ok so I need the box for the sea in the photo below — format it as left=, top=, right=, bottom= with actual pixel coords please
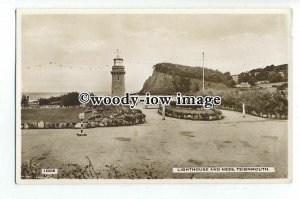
left=22, top=92, right=110, bottom=101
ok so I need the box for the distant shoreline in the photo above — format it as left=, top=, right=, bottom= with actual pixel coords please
left=21, top=92, right=110, bottom=101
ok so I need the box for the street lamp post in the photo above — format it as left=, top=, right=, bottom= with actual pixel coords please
left=202, top=52, right=205, bottom=92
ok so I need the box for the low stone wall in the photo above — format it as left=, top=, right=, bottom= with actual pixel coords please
left=218, top=105, right=288, bottom=120
left=158, top=107, right=224, bottom=121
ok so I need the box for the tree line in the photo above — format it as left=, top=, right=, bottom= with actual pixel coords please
left=220, top=90, right=288, bottom=118
left=238, top=64, right=288, bottom=86
left=22, top=92, right=82, bottom=107
left=153, top=63, right=235, bottom=87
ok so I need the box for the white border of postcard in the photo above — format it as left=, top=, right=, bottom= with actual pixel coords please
left=16, top=8, right=293, bottom=184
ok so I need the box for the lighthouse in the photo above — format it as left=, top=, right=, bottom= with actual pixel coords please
left=111, top=50, right=126, bottom=97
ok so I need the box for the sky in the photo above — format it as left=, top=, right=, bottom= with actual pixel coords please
left=20, top=12, right=290, bottom=93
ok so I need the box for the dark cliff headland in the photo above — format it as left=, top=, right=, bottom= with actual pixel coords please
left=140, top=63, right=235, bottom=95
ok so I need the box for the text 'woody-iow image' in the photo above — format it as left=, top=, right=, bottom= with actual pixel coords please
left=16, top=9, right=292, bottom=183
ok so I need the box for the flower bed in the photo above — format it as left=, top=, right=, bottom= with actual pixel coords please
left=21, top=105, right=146, bottom=129
left=158, top=106, right=224, bottom=121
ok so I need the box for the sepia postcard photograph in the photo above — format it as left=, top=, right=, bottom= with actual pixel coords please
left=16, top=9, right=292, bottom=183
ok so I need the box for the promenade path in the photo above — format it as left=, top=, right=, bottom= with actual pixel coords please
left=21, top=104, right=288, bottom=179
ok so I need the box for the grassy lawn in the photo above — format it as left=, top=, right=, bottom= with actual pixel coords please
left=21, top=107, right=95, bottom=123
